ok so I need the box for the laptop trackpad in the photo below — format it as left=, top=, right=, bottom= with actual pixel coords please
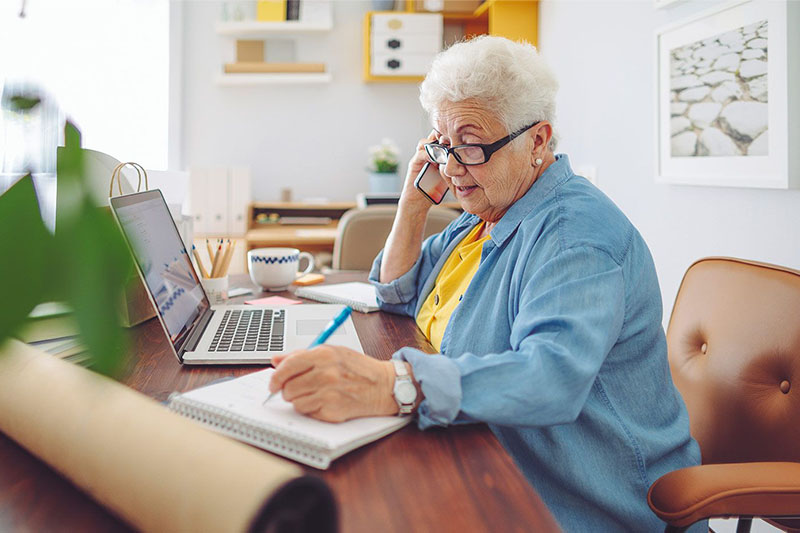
left=296, top=320, right=347, bottom=336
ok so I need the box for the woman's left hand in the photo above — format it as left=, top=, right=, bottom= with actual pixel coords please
left=269, top=346, right=399, bottom=422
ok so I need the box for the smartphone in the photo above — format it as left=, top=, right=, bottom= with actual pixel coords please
left=414, top=162, right=449, bottom=205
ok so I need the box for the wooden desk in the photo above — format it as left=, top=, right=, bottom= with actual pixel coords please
left=0, top=273, right=559, bottom=532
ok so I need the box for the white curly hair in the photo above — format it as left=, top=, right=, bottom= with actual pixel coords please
left=419, top=35, right=559, bottom=151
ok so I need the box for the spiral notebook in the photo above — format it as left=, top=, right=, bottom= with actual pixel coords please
left=167, top=369, right=410, bottom=469
left=294, top=282, right=380, bottom=313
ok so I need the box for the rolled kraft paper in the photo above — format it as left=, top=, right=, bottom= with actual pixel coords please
left=0, top=340, right=336, bottom=532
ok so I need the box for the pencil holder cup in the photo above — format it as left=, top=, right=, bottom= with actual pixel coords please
left=248, top=247, right=314, bottom=292
left=201, top=276, right=229, bottom=305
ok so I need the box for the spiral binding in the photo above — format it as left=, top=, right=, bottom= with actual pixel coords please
left=167, top=394, right=332, bottom=469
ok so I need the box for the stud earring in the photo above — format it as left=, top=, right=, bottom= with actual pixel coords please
left=534, top=158, right=543, bottom=166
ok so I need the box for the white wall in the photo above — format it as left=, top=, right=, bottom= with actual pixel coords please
left=180, top=1, right=430, bottom=202
left=538, top=0, right=800, bottom=322
left=0, top=0, right=170, bottom=170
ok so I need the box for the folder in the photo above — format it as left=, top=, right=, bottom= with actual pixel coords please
left=256, top=0, right=287, bottom=21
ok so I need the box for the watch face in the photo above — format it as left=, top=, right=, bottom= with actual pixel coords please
left=395, top=381, right=417, bottom=404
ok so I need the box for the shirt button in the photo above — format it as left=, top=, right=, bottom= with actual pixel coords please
left=434, top=294, right=439, bottom=305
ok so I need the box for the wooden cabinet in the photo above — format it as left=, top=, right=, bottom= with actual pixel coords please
left=363, top=0, right=538, bottom=83
left=244, top=202, right=355, bottom=256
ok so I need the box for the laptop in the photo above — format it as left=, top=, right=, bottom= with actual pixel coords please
left=109, top=189, right=364, bottom=365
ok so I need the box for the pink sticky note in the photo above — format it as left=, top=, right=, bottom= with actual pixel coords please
left=244, top=295, right=302, bottom=306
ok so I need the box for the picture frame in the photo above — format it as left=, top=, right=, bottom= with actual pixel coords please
left=654, top=0, right=798, bottom=188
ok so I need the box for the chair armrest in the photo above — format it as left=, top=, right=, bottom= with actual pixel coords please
left=648, top=462, right=800, bottom=527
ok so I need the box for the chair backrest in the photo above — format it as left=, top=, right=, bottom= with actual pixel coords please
left=332, top=205, right=460, bottom=271
left=666, top=257, right=800, bottom=465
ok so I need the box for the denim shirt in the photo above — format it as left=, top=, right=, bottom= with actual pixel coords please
left=368, top=155, right=702, bottom=532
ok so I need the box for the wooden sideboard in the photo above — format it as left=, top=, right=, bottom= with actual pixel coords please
left=245, top=202, right=355, bottom=255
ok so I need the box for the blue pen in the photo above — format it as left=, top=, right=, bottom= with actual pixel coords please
left=263, top=306, right=353, bottom=405
left=308, top=306, right=353, bottom=348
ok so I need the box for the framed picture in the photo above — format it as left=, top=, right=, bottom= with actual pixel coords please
left=654, top=0, right=798, bottom=188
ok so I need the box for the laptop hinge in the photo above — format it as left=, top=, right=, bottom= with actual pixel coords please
left=179, top=308, right=215, bottom=359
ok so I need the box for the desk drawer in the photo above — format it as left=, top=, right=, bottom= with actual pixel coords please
left=371, top=33, right=441, bottom=54
left=370, top=53, right=437, bottom=76
left=371, top=13, right=442, bottom=34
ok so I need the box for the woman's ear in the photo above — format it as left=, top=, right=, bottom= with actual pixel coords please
left=530, top=122, right=553, bottom=165
left=532, top=122, right=553, bottom=150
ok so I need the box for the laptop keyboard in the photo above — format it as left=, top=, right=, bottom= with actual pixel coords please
left=208, top=309, right=285, bottom=352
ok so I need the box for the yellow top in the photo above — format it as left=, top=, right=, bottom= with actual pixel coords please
left=416, top=222, right=490, bottom=351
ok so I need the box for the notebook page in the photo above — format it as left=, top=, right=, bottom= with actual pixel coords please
left=180, top=369, right=407, bottom=451
left=296, top=282, right=378, bottom=309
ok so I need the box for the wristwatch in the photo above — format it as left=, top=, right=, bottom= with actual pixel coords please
left=392, top=360, right=417, bottom=415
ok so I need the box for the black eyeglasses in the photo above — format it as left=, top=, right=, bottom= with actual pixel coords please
left=424, top=122, right=539, bottom=166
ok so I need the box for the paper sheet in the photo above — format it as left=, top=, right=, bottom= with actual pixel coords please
left=0, top=340, right=331, bottom=532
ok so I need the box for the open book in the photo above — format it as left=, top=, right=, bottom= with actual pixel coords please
left=294, top=282, right=380, bottom=313
left=167, top=369, right=410, bottom=469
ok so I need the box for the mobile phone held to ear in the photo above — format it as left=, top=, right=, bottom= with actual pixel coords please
left=414, top=162, right=449, bottom=205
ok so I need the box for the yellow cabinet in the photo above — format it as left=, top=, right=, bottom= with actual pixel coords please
left=363, top=12, right=443, bottom=82
left=476, top=0, right=538, bottom=44
left=363, top=0, right=538, bottom=83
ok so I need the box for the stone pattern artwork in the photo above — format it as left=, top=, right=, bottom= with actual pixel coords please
left=669, top=20, right=768, bottom=157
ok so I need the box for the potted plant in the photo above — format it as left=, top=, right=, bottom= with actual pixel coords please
left=367, top=138, right=400, bottom=194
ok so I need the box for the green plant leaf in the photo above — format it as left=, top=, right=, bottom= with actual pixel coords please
left=8, top=95, right=41, bottom=111
left=0, top=175, right=53, bottom=341
left=55, top=203, right=133, bottom=376
left=53, top=120, right=134, bottom=376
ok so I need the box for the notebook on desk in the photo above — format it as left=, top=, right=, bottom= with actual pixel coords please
left=167, top=368, right=411, bottom=469
left=294, top=282, right=380, bottom=313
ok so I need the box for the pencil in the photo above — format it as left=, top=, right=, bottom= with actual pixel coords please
left=220, top=240, right=236, bottom=277
left=206, top=239, right=215, bottom=264
left=191, top=245, right=210, bottom=278
left=209, top=242, right=224, bottom=278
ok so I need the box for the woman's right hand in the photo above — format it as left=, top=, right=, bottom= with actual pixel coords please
left=399, top=129, right=440, bottom=213
left=379, top=130, right=441, bottom=283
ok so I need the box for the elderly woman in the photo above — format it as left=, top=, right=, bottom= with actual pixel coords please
left=270, top=36, right=701, bottom=531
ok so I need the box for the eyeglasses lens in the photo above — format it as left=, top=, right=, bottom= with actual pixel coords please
left=426, top=145, right=447, bottom=164
left=426, top=144, right=486, bottom=165
left=455, top=146, right=485, bottom=164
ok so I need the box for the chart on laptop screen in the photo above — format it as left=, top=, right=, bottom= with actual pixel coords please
left=115, top=196, right=207, bottom=344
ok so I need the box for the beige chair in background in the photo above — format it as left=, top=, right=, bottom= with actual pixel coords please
left=332, top=205, right=461, bottom=271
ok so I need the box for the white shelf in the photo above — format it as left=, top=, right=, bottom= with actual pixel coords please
left=216, top=72, right=333, bottom=85
left=216, top=20, right=333, bottom=36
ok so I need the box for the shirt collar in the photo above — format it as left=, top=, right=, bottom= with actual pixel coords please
left=488, top=153, right=573, bottom=247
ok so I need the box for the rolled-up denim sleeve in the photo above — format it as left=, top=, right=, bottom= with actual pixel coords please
left=368, top=221, right=457, bottom=317
left=395, top=246, right=626, bottom=429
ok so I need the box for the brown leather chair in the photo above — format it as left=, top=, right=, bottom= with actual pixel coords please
left=332, top=205, right=460, bottom=271
left=648, top=257, right=800, bottom=532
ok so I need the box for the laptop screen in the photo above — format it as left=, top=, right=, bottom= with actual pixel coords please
left=110, top=190, right=209, bottom=352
